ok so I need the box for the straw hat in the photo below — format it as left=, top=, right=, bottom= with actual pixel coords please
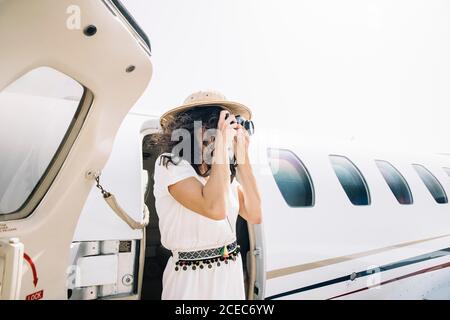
left=160, top=90, right=252, bottom=128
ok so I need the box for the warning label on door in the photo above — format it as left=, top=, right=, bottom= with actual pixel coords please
left=0, top=223, right=17, bottom=233
left=26, top=290, right=44, bottom=300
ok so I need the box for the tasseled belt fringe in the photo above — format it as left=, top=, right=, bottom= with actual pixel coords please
left=170, top=240, right=241, bottom=271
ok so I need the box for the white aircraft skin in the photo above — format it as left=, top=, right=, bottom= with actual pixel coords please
left=259, top=142, right=450, bottom=300
left=1, top=0, right=449, bottom=300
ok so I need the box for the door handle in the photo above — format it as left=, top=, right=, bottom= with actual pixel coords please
left=0, top=238, right=24, bottom=300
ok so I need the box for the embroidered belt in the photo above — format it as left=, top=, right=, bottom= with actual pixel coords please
left=171, top=240, right=241, bottom=271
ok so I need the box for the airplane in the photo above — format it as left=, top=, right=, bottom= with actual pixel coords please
left=0, top=0, right=449, bottom=300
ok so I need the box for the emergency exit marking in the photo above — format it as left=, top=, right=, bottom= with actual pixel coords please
left=26, top=290, right=44, bottom=300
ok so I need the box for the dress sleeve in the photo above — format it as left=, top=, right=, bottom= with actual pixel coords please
left=153, top=155, right=198, bottom=196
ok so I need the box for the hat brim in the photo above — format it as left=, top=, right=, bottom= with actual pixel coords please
left=160, top=100, right=252, bottom=128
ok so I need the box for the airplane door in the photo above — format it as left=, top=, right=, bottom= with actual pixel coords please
left=0, top=0, right=152, bottom=299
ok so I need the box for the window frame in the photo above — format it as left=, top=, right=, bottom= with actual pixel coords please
left=0, top=71, right=93, bottom=222
left=329, top=154, right=371, bottom=206
left=267, top=148, right=315, bottom=208
left=375, top=160, right=413, bottom=205
left=412, top=164, right=448, bottom=204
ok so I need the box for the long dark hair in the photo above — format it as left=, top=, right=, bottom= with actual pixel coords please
left=144, top=105, right=237, bottom=182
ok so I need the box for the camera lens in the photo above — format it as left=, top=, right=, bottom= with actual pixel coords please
left=246, top=121, right=255, bottom=135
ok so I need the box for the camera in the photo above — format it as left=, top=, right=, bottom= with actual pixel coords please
left=224, top=111, right=255, bottom=136
left=235, top=115, right=255, bottom=136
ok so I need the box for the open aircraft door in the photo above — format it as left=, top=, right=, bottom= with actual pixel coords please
left=0, top=0, right=152, bottom=299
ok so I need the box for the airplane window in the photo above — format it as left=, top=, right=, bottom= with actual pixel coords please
left=267, top=148, right=314, bottom=207
left=376, top=160, right=413, bottom=204
left=0, top=67, right=85, bottom=219
left=412, top=164, right=448, bottom=204
left=329, top=155, right=371, bottom=205
left=444, top=168, right=450, bottom=177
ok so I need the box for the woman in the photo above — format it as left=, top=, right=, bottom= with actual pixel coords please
left=151, top=91, right=262, bottom=300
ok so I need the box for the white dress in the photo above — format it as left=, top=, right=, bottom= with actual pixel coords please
left=153, top=154, right=246, bottom=300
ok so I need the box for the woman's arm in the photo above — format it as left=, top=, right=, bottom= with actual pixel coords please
left=235, top=127, right=262, bottom=225
left=168, top=110, right=237, bottom=220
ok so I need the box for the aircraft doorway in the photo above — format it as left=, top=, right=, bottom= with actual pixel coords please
left=140, top=133, right=260, bottom=300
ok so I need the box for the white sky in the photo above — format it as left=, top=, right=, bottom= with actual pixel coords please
left=125, top=0, right=450, bottom=153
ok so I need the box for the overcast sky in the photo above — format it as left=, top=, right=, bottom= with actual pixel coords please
left=125, top=0, right=450, bottom=153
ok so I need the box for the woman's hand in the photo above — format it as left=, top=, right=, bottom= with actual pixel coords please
left=234, top=124, right=250, bottom=165
left=233, top=124, right=262, bottom=224
left=214, top=110, right=238, bottom=164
